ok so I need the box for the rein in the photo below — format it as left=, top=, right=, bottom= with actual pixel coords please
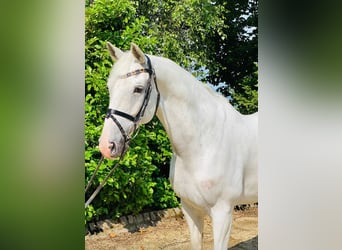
left=85, top=55, right=160, bottom=208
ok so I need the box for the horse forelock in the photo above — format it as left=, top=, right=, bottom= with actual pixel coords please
left=108, top=53, right=130, bottom=79
left=107, top=52, right=146, bottom=88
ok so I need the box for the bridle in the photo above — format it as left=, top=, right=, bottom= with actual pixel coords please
left=105, top=55, right=160, bottom=153
left=85, top=55, right=160, bottom=208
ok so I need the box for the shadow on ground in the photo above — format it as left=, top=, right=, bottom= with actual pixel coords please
left=230, top=236, right=258, bottom=250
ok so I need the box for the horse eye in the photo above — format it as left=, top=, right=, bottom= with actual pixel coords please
left=133, top=87, right=144, bottom=94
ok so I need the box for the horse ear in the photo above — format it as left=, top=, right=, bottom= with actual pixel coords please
left=106, top=42, right=123, bottom=61
left=130, top=43, right=146, bottom=64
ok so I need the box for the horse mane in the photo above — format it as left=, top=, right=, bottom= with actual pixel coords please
left=202, top=83, right=231, bottom=106
left=156, top=55, right=233, bottom=108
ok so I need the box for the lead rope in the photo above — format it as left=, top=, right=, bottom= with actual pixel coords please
left=85, top=145, right=126, bottom=209
left=84, top=155, right=104, bottom=194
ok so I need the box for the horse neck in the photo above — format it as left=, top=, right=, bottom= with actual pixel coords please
left=150, top=56, right=241, bottom=156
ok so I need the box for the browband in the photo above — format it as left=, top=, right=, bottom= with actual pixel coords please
left=120, top=68, right=153, bottom=79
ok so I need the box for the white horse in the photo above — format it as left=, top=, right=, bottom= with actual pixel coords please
left=99, top=43, right=258, bottom=250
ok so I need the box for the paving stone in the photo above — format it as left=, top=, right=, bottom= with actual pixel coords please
left=88, top=222, right=96, bottom=233
left=97, top=220, right=111, bottom=230
left=127, top=215, right=134, bottom=224
left=143, top=212, right=150, bottom=222
left=168, top=209, right=176, bottom=217
left=87, top=207, right=188, bottom=236
left=136, top=214, right=144, bottom=224
left=173, top=207, right=182, bottom=216
left=157, top=210, right=166, bottom=218
left=163, top=209, right=175, bottom=218
left=120, top=216, right=128, bottom=225
left=150, top=211, right=157, bottom=221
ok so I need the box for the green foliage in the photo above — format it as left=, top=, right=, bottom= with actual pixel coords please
left=136, top=0, right=226, bottom=71
left=231, top=64, right=258, bottom=114
left=152, top=177, right=180, bottom=209
left=85, top=0, right=175, bottom=222
left=85, top=0, right=258, bottom=222
left=203, top=0, right=258, bottom=112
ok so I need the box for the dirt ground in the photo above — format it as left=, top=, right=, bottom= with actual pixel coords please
left=85, top=207, right=258, bottom=250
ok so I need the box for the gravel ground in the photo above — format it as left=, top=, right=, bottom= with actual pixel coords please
left=85, top=207, right=258, bottom=249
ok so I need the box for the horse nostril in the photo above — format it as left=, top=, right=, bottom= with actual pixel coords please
left=109, top=141, right=116, bottom=155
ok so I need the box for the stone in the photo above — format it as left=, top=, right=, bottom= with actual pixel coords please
left=173, top=207, right=183, bottom=218
left=143, top=212, right=150, bottom=222
left=88, top=222, right=97, bottom=233
left=127, top=215, right=134, bottom=224
left=136, top=214, right=144, bottom=224
left=120, top=216, right=128, bottom=225
left=150, top=211, right=157, bottom=221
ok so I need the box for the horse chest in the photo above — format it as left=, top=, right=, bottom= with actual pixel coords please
left=169, top=157, right=224, bottom=208
left=172, top=175, right=216, bottom=208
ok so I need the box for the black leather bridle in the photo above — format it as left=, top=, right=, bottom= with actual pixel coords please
left=85, top=55, right=160, bottom=208
left=105, top=55, right=160, bottom=153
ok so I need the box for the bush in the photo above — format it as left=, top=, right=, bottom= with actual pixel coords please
left=85, top=0, right=178, bottom=222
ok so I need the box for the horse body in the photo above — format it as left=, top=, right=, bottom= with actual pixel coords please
left=152, top=56, right=258, bottom=249
left=99, top=43, right=258, bottom=250
left=152, top=55, right=257, bottom=199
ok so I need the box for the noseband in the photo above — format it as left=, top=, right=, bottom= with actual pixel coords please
left=105, top=55, right=160, bottom=152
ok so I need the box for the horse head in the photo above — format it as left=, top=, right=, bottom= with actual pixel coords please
left=99, top=43, right=159, bottom=159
